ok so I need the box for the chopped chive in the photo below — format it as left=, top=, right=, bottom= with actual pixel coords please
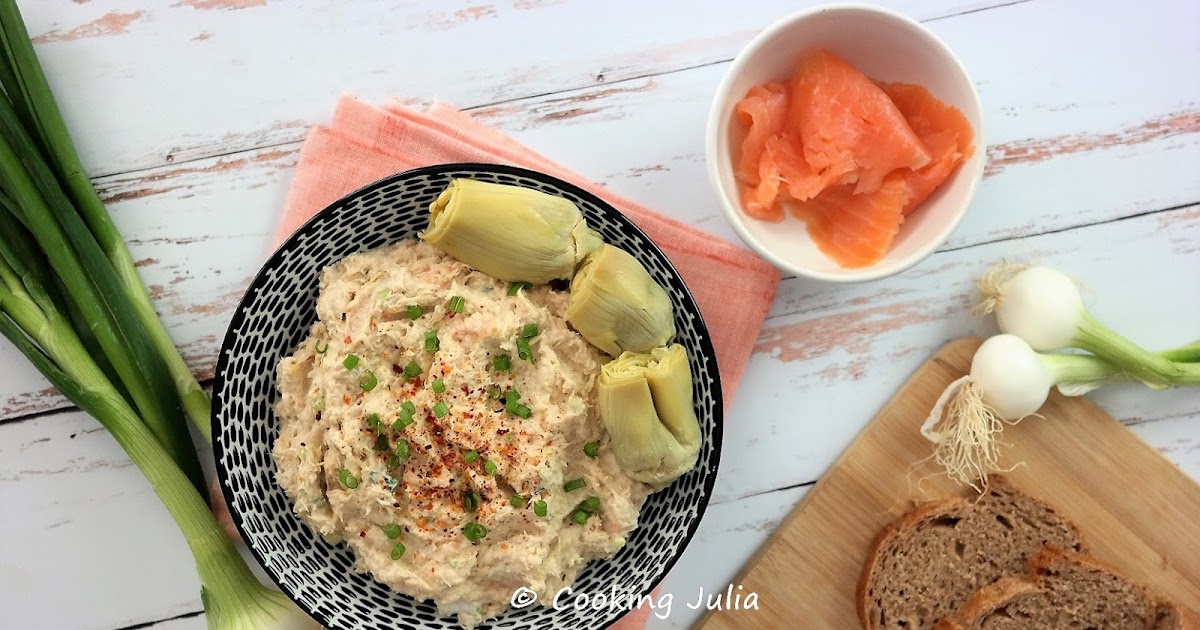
left=378, top=288, right=392, bottom=300
left=314, top=339, right=329, bottom=354
left=406, top=304, right=423, bottom=320
left=392, top=411, right=414, bottom=431
left=339, top=468, right=359, bottom=489
left=394, top=438, right=412, bottom=463
left=463, top=491, right=482, bottom=512
left=390, top=541, right=407, bottom=560
left=312, top=399, right=325, bottom=411
left=403, top=360, right=421, bottom=379
left=521, top=323, right=539, bottom=338
left=387, top=454, right=401, bottom=470
left=424, top=329, right=440, bottom=353
left=343, top=354, right=359, bottom=370
left=534, top=500, right=548, bottom=517
left=464, top=450, right=480, bottom=464
left=516, top=337, right=533, bottom=362
left=401, top=401, right=417, bottom=415
left=372, top=434, right=390, bottom=451
left=366, top=413, right=382, bottom=429
left=431, top=379, right=446, bottom=394
left=382, top=523, right=403, bottom=539
left=484, top=460, right=499, bottom=475
left=507, top=282, right=530, bottom=296
left=563, top=478, right=586, bottom=492
left=488, top=384, right=503, bottom=399
left=506, top=388, right=521, bottom=403
left=462, top=522, right=488, bottom=543
left=583, top=441, right=600, bottom=458
left=433, top=401, right=449, bottom=418
left=578, top=496, right=601, bottom=514
left=571, top=510, right=589, bottom=525
left=359, top=370, right=378, bottom=391
left=448, top=295, right=465, bottom=313
left=493, top=354, right=511, bottom=372
left=507, top=402, right=532, bottom=419
left=510, top=494, right=526, bottom=508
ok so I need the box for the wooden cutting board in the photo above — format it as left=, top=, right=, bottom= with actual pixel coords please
left=698, top=337, right=1200, bottom=629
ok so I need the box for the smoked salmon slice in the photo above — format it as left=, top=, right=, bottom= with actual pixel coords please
left=880, top=82, right=975, bottom=215
left=791, top=172, right=910, bottom=268
left=734, top=82, right=789, bottom=186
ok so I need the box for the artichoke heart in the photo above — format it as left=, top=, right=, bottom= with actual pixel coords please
left=567, top=244, right=675, bottom=356
left=421, top=178, right=602, bottom=283
left=598, top=344, right=701, bottom=489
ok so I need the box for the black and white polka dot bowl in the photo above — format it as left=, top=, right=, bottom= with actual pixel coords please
left=212, top=163, right=723, bottom=630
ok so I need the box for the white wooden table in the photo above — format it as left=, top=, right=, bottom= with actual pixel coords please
left=1, top=1, right=1197, bottom=628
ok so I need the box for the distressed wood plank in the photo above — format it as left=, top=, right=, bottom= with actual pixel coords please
left=18, top=0, right=1004, bottom=176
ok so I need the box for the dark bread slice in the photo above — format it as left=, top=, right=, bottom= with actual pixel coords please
left=935, top=545, right=1193, bottom=630
left=857, top=477, right=1087, bottom=630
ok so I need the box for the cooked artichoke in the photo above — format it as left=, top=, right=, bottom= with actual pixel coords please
left=421, top=178, right=602, bottom=283
left=567, top=244, right=675, bottom=356
left=598, top=344, right=701, bottom=489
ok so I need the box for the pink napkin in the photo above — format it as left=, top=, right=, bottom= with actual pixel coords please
left=274, top=97, right=781, bottom=628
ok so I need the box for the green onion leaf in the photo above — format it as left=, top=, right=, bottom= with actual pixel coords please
left=534, top=500, right=548, bottom=517
left=464, top=450, right=480, bottom=463
left=508, top=282, right=530, bottom=296
left=339, top=468, right=359, bottom=489
left=401, top=401, right=417, bottom=415
left=484, top=460, right=499, bottom=475
left=372, top=434, right=390, bottom=451
left=387, top=454, right=402, bottom=470
left=406, top=304, right=423, bottom=320
left=506, top=388, right=521, bottom=403
left=584, top=441, right=600, bottom=458
left=394, top=438, right=412, bottom=463
left=377, top=288, right=391, bottom=300
left=392, top=411, right=414, bottom=431
left=462, top=522, right=488, bottom=543
left=578, top=496, right=601, bottom=514
left=510, top=494, right=526, bottom=508
left=359, top=370, right=377, bottom=391
left=403, top=360, right=421, bottom=379
left=314, top=339, right=329, bottom=354
left=571, top=510, right=589, bottom=525
left=488, top=384, right=503, bottom=399
left=433, top=401, right=449, bottom=418
left=516, top=336, right=533, bottom=362
left=563, top=478, right=586, bottom=492
left=382, top=523, right=403, bottom=539
left=431, top=379, right=446, bottom=394
left=463, top=491, right=482, bottom=512
left=424, top=329, right=440, bottom=353
left=493, top=354, right=511, bottom=372
left=343, top=354, right=359, bottom=370
left=312, top=399, right=325, bottom=411
left=391, top=541, right=407, bottom=560
left=521, top=323, right=539, bottom=338
left=507, top=402, right=532, bottom=419
left=448, top=295, right=465, bottom=313
left=366, top=413, right=382, bottom=429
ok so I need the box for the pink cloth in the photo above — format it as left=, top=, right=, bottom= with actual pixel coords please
left=274, top=97, right=781, bottom=629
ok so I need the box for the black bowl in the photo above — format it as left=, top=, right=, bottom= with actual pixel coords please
left=212, top=163, right=722, bottom=630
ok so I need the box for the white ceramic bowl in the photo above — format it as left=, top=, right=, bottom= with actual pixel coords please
left=706, top=4, right=984, bottom=282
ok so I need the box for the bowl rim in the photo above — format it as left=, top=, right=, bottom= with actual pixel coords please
left=211, top=162, right=724, bottom=630
left=705, top=2, right=986, bottom=283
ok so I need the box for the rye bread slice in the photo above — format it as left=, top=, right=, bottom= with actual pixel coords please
left=935, top=545, right=1196, bottom=630
left=857, top=477, right=1086, bottom=630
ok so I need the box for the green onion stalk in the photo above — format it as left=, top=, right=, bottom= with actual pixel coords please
left=0, top=245, right=318, bottom=627
left=0, top=0, right=212, bottom=440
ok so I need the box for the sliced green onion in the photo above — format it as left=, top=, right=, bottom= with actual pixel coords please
left=464, top=450, right=480, bottom=464
left=506, top=388, right=521, bottom=403
left=314, top=339, right=329, bottom=354
left=343, top=354, right=359, bottom=370
left=448, top=295, right=465, bottom=313
left=506, top=398, right=532, bottom=419
left=358, top=370, right=377, bottom=392
left=462, top=522, right=488, bottom=543
left=406, top=304, right=423, bottom=320
left=484, top=460, right=499, bottom=475
left=382, top=523, right=403, bottom=539
left=377, top=288, right=392, bottom=300
left=584, top=441, right=600, bottom=458
left=394, top=439, right=412, bottom=463
left=563, top=478, right=586, bottom=492
left=493, top=354, right=511, bottom=372
left=463, top=491, right=482, bottom=512
left=390, top=541, right=406, bottom=560
left=387, top=454, right=402, bottom=470
left=578, top=496, right=601, bottom=514
left=488, top=384, right=503, bottom=399
left=372, top=434, right=390, bottom=451
left=424, top=329, right=440, bottom=353
left=366, top=413, right=382, bottom=430
left=312, top=399, right=325, bottom=411
left=510, top=494, right=526, bottom=508
left=392, top=411, right=414, bottom=431
left=339, top=468, right=359, bottom=489
left=403, top=360, right=421, bottom=379
left=508, top=282, right=530, bottom=296
left=534, top=500, right=548, bottom=517
left=516, top=336, right=533, bottom=362
left=433, top=401, right=449, bottom=418
left=521, top=323, right=539, bottom=338
left=401, top=401, right=417, bottom=415
left=571, top=510, right=589, bottom=525
left=431, top=379, right=446, bottom=394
